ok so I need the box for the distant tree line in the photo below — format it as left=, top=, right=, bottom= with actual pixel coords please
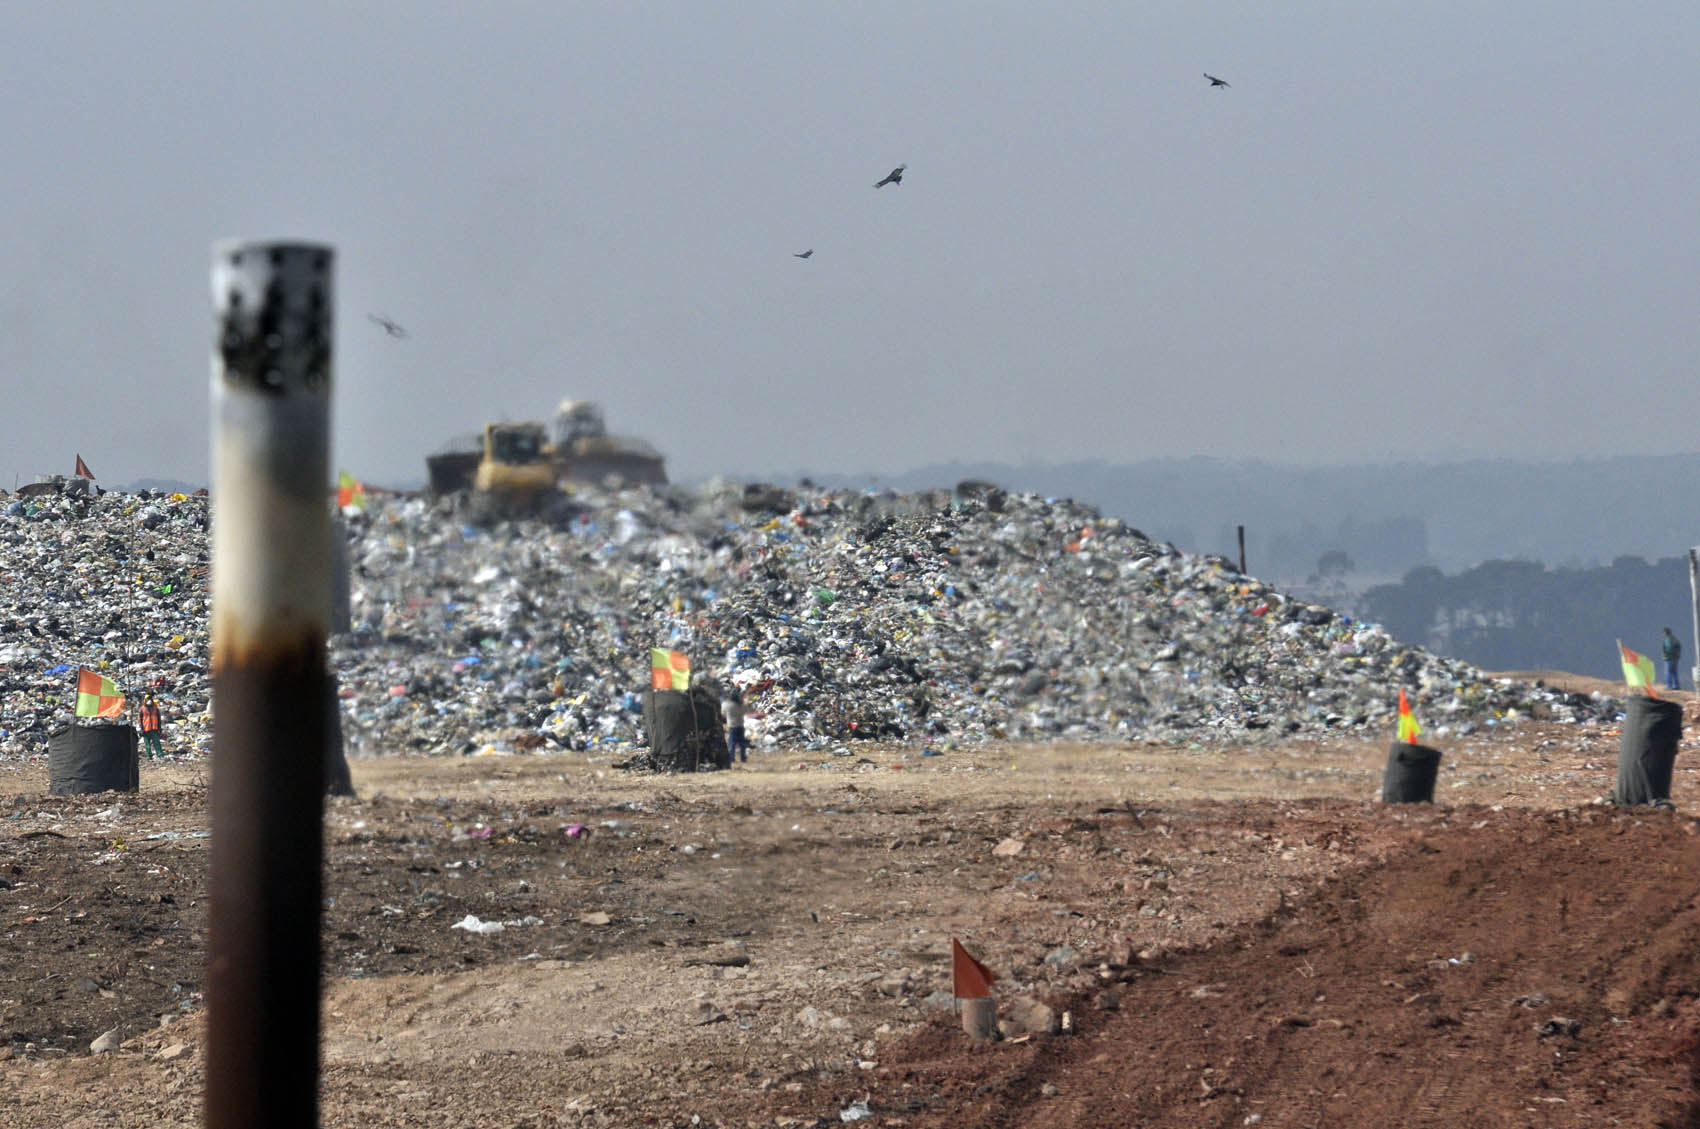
left=1357, top=555, right=1692, bottom=679
left=1247, top=515, right=1430, bottom=580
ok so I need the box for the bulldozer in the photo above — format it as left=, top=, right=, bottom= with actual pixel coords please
left=547, top=400, right=667, bottom=488
left=427, top=401, right=668, bottom=513
left=467, top=421, right=561, bottom=521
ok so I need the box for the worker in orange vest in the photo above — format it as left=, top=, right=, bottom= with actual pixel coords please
left=138, top=695, right=166, bottom=759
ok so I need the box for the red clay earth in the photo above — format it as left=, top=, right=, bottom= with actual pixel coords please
left=796, top=807, right=1700, bottom=1129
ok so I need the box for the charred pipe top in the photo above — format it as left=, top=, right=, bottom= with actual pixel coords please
left=212, top=242, right=334, bottom=397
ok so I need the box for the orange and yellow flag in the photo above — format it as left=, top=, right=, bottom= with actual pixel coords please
left=336, top=470, right=366, bottom=509
left=74, top=668, right=125, bottom=718
left=1619, top=640, right=1659, bottom=698
left=650, top=648, right=690, bottom=691
left=1397, top=688, right=1422, bottom=744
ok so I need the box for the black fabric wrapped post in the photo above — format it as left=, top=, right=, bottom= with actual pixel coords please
left=1613, top=696, right=1683, bottom=806
left=48, top=724, right=139, bottom=795
left=640, top=685, right=728, bottom=772
left=1382, top=742, right=1442, bottom=804
left=324, top=674, right=355, bottom=798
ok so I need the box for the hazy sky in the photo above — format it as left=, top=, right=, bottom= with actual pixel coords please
left=1, top=2, right=1696, bottom=489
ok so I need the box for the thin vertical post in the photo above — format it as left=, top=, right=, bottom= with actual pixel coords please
left=1688, top=548, right=1699, bottom=691
left=205, top=240, right=333, bottom=1129
left=1237, top=525, right=1246, bottom=575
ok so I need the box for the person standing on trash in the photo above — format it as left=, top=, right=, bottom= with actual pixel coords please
left=722, top=687, right=748, bottom=763
left=138, top=694, right=166, bottom=759
left=1662, top=628, right=1683, bottom=690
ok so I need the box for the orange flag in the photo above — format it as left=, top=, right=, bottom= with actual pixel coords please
left=951, top=938, right=997, bottom=999
left=74, top=454, right=95, bottom=479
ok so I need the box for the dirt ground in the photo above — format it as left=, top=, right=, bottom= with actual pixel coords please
left=4, top=703, right=1700, bottom=1127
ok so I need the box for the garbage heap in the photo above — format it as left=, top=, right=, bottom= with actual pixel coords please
left=0, top=481, right=1615, bottom=760
left=0, top=489, right=210, bottom=757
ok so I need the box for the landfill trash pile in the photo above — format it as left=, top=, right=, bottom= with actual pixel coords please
left=0, top=481, right=1616, bottom=761
left=0, top=489, right=211, bottom=759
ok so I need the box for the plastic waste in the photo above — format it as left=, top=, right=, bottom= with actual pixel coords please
left=0, top=480, right=1616, bottom=765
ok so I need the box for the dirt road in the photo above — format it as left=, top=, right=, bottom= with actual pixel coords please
left=2, top=723, right=1698, bottom=1127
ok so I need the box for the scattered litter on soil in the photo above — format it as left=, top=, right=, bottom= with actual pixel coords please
left=3, top=736, right=1700, bottom=1127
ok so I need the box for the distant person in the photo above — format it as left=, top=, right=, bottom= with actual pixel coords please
left=138, top=694, right=166, bottom=759
left=722, top=688, right=748, bottom=763
left=1662, top=628, right=1683, bottom=690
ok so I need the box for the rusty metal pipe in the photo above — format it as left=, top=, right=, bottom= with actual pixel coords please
left=205, top=240, right=334, bottom=1129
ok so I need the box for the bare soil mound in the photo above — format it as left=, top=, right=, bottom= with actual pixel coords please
left=818, top=806, right=1700, bottom=1128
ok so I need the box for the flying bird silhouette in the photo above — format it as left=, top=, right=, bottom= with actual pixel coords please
left=1204, top=73, right=1230, bottom=88
left=794, top=249, right=813, bottom=259
left=367, top=313, right=407, bottom=338
left=873, top=164, right=906, bottom=188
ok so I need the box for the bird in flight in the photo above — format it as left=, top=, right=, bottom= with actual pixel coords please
left=794, top=249, right=814, bottom=259
left=874, top=164, right=906, bottom=188
left=368, top=313, right=407, bottom=338
left=1204, top=73, right=1230, bottom=88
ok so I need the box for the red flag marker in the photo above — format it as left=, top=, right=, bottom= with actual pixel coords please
left=951, top=938, right=997, bottom=999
